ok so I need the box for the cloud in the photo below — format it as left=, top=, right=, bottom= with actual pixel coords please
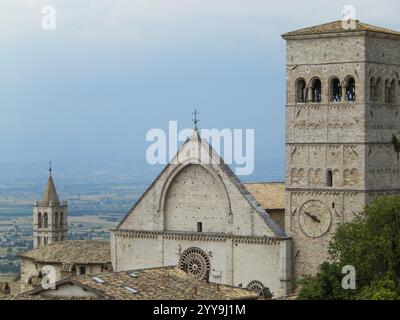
left=1, top=0, right=400, bottom=163
left=2, top=0, right=399, bottom=39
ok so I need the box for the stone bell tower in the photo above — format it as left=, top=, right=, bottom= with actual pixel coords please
left=282, top=20, right=400, bottom=279
left=33, top=164, right=68, bottom=248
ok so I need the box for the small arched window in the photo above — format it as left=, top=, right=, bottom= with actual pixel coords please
left=311, top=78, right=322, bottom=102
left=326, top=170, right=333, bottom=187
left=59, top=212, right=63, bottom=228
left=43, top=236, right=48, bottom=245
left=375, top=77, right=382, bottom=102
left=370, top=77, right=376, bottom=102
left=296, top=78, right=306, bottom=103
left=54, top=212, right=59, bottom=229
left=389, top=79, right=396, bottom=104
left=38, top=212, right=42, bottom=228
left=43, top=213, right=48, bottom=228
left=331, top=78, right=342, bottom=102
left=345, top=77, right=356, bottom=102
left=37, top=236, right=41, bottom=247
left=385, top=79, right=390, bottom=103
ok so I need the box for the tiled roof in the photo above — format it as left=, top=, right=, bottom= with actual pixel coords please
left=34, top=267, right=259, bottom=300
left=17, top=240, right=110, bottom=265
left=274, top=293, right=298, bottom=300
left=1, top=294, right=102, bottom=300
left=282, top=20, right=400, bottom=38
left=244, top=182, right=285, bottom=210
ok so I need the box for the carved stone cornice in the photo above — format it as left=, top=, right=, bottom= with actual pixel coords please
left=111, top=229, right=290, bottom=245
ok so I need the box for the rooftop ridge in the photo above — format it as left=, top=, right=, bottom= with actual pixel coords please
left=282, top=20, right=400, bottom=38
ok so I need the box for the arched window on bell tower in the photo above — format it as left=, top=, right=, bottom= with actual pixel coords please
left=389, top=79, right=396, bottom=104
left=326, top=169, right=333, bottom=187
left=370, top=77, right=375, bottom=102
left=54, top=212, right=59, bottom=229
left=375, top=77, right=382, bottom=102
left=38, top=212, right=42, bottom=228
left=296, top=78, right=306, bottom=103
left=43, top=212, right=48, bottom=228
left=345, top=77, right=356, bottom=102
left=330, top=78, right=342, bottom=102
left=385, top=79, right=390, bottom=103
left=311, top=78, right=322, bottom=102
left=59, top=212, right=63, bottom=229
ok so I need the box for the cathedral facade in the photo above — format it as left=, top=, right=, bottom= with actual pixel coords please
left=111, top=130, right=292, bottom=297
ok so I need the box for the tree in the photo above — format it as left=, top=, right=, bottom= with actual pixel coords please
left=297, top=262, right=353, bottom=300
left=298, top=194, right=400, bottom=300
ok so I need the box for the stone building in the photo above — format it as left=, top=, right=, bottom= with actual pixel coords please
left=33, top=167, right=68, bottom=248
left=110, top=129, right=292, bottom=298
left=282, top=20, right=400, bottom=279
left=13, top=19, right=400, bottom=300
left=17, top=240, right=112, bottom=292
left=17, top=167, right=113, bottom=294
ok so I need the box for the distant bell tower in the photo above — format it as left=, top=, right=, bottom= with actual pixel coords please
left=33, top=164, right=68, bottom=248
left=282, top=20, right=400, bottom=279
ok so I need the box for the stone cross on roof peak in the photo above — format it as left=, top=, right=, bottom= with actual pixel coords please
left=192, top=109, right=200, bottom=130
left=191, top=109, right=201, bottom=140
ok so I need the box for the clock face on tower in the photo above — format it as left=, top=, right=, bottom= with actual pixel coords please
left=299, top=200, right=332, bottom=238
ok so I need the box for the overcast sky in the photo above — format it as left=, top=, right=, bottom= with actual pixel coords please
left=1, top=0, right=399, bottom=172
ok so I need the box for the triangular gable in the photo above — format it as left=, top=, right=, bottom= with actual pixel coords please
left=116, top=129, right=286, bottom=238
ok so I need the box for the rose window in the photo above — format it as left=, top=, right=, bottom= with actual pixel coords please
left=179, top=247, right=211, bottom=280
left=246, top=280, right=265, bottom=294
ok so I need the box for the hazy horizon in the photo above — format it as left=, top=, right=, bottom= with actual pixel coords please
left=1, top=0, right=400, bottom=172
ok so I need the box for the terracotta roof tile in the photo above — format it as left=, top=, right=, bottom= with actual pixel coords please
left=17, top=240, right=110, bottom=265
left=1, top=294, right=102, bottom=300
left=243, top=182, right=285, bottom=210
left=63, top=267, right=259, bottom=300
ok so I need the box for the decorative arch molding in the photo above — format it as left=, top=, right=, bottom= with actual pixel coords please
left=390, top=70, right=399, bottom=80
left=159, top=160, right=232, bottom=231
left=342, top=75, right=355, bottom=87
